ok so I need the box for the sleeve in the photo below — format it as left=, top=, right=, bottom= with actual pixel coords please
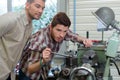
left=64, top=29, right=79, bottom=42
left=27, top=51, right=42, bottom=65
left=0, top=13, right=16, bottom=37
left=28, top=30, right=46, bottom=51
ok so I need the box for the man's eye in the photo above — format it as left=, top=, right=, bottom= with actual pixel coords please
left=57, top=29, right=61, bottom=32
left=35, top=4, right=40, bottom=8
left=57, top=29, right=60, bottom=31
left=35, top=4, right=45, bottom=10
left=64, top=31, right=67, bottom=33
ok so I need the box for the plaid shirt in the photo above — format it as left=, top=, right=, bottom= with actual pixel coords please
left=20, top=25, right=79, bottom=80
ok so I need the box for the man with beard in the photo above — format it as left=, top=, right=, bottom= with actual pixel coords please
left=19, top=12, right=92, bottom=80
left=0, top=0, right=45, bottom=80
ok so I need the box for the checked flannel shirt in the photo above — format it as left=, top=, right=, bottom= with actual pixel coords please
left=19, top=25, right=80, bottom=80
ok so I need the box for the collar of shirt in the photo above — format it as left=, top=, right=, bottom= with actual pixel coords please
left=20, top=10, right=30, bottom=27
left=28, top=25, right=53, bottom=50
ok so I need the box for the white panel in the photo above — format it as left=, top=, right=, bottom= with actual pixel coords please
left=69, top=0, right=120, bottom=3
left=68, top=1, right=120, bottom=32
left=69, top=8, right=120, bottom=16
left=57, top=0, right=68, bottom=12
left=68, top=0, right=120, bottom=51
left=71, top=24, right=97, bottom=31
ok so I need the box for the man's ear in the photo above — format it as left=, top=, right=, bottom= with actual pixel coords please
left=25, top=2, right=30, bottom=9
left=50, top=24, right=52, bottom=30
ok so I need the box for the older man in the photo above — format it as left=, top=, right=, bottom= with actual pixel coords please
left=0, top=0, right=45, bottom=80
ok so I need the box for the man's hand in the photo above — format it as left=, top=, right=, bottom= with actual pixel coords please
left=42, top=48, right=52, bottom=63
left=83, top=39, right=93, bottom=47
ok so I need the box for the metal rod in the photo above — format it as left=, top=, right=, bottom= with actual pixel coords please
left=51, top=52, right=70, bottom=57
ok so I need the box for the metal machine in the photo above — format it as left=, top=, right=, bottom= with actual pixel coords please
left=47, top=41, right=107, bottom=80
left=47, top=41, right=120, bottom=80
left=47, top=7, right=120, bottom=80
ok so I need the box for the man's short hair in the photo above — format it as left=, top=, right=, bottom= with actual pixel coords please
left=51, top=12, right=71, bottom=28
left=27, top=0, right=46, bottom=3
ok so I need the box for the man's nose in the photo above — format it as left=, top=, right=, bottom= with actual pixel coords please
left=60, top=32, right=64, bottom=38
left=38, top=8, right=43, bottom=13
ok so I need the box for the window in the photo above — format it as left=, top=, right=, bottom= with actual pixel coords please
left=0, top=0, right=57, bottom=33
left=12, top=0, right=26, bottom=12
left=12, top=0, right=57, bottom=33
left=0, top=0, right=7, bottom=15
left=32, top=0, right=57, bottom=33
